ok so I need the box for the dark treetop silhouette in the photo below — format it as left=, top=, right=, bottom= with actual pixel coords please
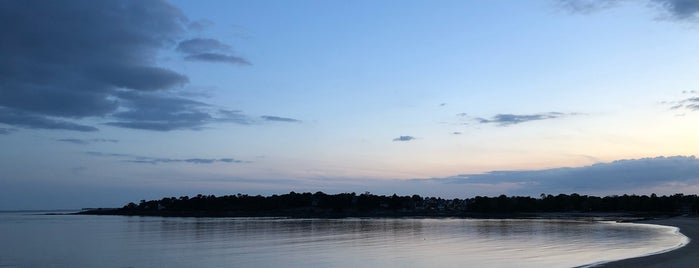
left=79, top=192, right=699, bottom=218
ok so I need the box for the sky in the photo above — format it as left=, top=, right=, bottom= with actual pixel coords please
left=1, top=0, right=699, bottom=210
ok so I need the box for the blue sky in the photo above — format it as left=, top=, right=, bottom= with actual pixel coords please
left=1, top=0, right=699, bottom=209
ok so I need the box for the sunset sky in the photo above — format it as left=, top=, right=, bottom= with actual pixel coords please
left=2, top=0, right=699, bottom=210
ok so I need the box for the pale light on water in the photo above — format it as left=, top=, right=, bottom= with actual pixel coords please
left=0, top=212, right=687, bottom=267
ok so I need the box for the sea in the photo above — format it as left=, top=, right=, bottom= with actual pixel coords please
left=0, top=211, right=688, bottom=268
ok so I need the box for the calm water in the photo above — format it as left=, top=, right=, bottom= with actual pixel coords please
left=0, top=212, right=687, bottom=268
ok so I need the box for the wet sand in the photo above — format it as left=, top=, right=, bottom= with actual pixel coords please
left=600, top=216, right=697, bottom=268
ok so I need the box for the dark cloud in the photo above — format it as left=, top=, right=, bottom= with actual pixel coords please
left=652, top=0, right=699, bottom=20
left=56, top=138, right=118, bottom=145
left=559, top=0, right=699, bottom=21
left=86, top=151, right=246, bottom=164
left=93, top=66, right=189, bottom=91
left=393, top=136, right=416, bottom=142
left=0, top=0, right=252, bottom=132
left=477, top=112, right=568, bottom=126
left=261, top=115, right=302, bottom=123
left=0, top=0, right=186, bottom=121
left=430, top=156, right=699, bottom=194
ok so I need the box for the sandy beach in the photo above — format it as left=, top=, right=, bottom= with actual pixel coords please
left=601, top=216, right=698, bottom=267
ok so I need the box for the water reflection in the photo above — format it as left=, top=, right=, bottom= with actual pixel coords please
left=0, top=214, right=686, bottom=268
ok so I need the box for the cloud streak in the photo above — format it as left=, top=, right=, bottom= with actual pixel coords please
left=393, top=136, right=416, bottom=142
left=86, top=151, right=246, bottom=165
left=261, top=115, right=302, bottom=123
left=126, top=158, right=243, bottom=164
left=477, top=112, right=570, bottom=126
left=184, top=53, right=251, bottom=65
left=176, top=38, right=231, bottom=54
left=56, top=138, right=119, bottom=145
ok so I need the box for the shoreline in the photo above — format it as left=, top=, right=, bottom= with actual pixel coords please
left=76, top=207, right=671, bottom=220
left=599, top=216, right=697, bottom=267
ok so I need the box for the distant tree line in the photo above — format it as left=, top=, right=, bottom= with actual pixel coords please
left=469, top=193, right=698, bottom=213
left=82, top=192, right=699, bottom=217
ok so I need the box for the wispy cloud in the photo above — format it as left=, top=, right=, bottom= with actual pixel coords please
left=57, top=139, right=88, bottom=145
left=0, top=108, right=97, bottom=132
left=84, top=151, right=133, bottom=158
left=187, top=19, right=214, bottom=32
left=177, top=38, right=251, bottom=65
left=126, top=158, right=244, bottom=164
left=665, top=91, right=699, bottom=112
left=477, top=112, right=571, bottom=126
left=105, top=91, right=213, bottom=131
left=218, top=109, right=253, bottom=124
left=393, top=135, right=416, bottom=142
left=86, top=151, right=246, bottom=165
left=681, top=98, right=699, bottom=111
left=261, top=115, right=302, bottom=123
left=557, top=0, right=623, bottom=14
left=56, top=138, right=119, bottom=145
left=104, top=92, right=271, bottom=131
left=0, top=128, right=17, bottom=135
